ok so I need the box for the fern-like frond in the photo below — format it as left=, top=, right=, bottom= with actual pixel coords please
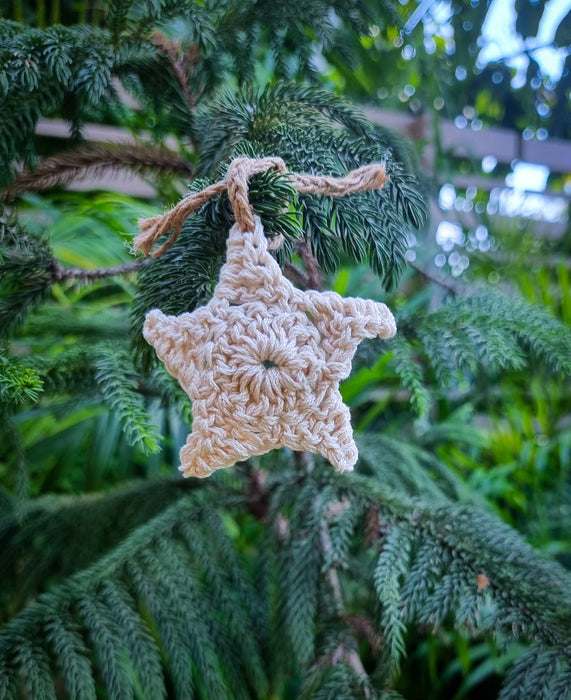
left=0, top=342, right=185, bottom=486
left=389, top=335, right=432, bottom=416
left=392, top=290, right=571, bottom=413
left=0, top=219, right=54, bottom=337
left=0, top=478, right=197, bottom=619
left=422, top=291, right=571, bottom=376
left=374, top=524, right=412, bottom=678
left=0, top=490, right=269, bottom=700
left=94, top=345, right=161, bottom=453
left=0, top=23, right=109, bottom=185
left=278, top=477, right=323, bottom=664
left=356, top=433, right=472, bottom=504
left=0, top=356, right=43, bottom=406
left=2, top=464, right=571, bottom=697
left=352, top=476, right=571, bottom=694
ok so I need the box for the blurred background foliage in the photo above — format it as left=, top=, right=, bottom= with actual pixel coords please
left=0, top=0, right=570, bottom=697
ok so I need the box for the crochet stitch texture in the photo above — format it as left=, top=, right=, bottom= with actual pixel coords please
left=144, top=216, right=396, bottom=478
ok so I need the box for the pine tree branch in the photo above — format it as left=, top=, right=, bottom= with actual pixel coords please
left=1, top=145, right=192, bottom=200
left=150, top=32, right=201, bottom=112
left=50, top=259, right=150, bottom=282
left=319, top=496, right=374, bottom=694
left=330, top=641, right=371, bottom=698
left=320, top=521, right=344, bottom=614
left=0, top=407, right=29, bottom=507
left=360, top=478, right=571, bottom=653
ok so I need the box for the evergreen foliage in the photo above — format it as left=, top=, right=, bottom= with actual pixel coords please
left=0, top=356, right=43, bottom=406
left=0, top=218, right=54, bottom=335
left=1, top=464, right=571, bottom=698
left=1, top=1, right=570, bottom=698
left=391, top=290, right=571, bottom=414
left=94, top=345, right=162, bottom=453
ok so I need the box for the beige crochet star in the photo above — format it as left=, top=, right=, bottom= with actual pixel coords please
left=144, top=217, right=396, bottom=478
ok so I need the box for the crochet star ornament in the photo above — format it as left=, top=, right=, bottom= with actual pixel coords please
left=144, top=217, right=396, bottom=478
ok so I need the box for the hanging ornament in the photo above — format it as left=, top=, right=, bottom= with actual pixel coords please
left=134, top=157, right=396, bottom=478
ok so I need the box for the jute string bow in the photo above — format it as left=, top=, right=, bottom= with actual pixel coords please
left=138, top=157, right=396, bottom=477
left=133, top=156, right=388, bottom=257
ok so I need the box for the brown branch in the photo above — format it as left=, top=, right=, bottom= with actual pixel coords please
left=294, top=240, right=324, bottom=291
left=410, top=261, right=461, bottom=294
left=336, top=643, right=372, bottom=697
left=314, top=641, right=371, bottom=699
left=320, top=521, right=344, bottom=614
left=318, top=499, right=373, bottom=696
left=282, top=242, right=326, bottom=291
left=150, top=32, right=200, bottom=112
left=50, top=258, right=150, bottom=282
left=341, top=614, right=383, bottom=655
left=284, top=260, right=311, bottom=288
left=245, top=466, right=270, bottom=521
left=1, top=144, right=192, bottom=201
left=365, top=504, right=381, bottom=548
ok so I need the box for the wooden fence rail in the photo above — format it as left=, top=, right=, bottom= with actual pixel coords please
left=35, top=112, right=570, bottom=239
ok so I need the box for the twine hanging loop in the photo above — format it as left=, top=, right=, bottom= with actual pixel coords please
left=134, top=156, right=387, bottom=257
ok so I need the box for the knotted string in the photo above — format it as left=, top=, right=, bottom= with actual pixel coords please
left=134, top=156, right=388, bottom=257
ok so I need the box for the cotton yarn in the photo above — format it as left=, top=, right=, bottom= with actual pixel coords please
left=138, top=158, right=396, bottom=477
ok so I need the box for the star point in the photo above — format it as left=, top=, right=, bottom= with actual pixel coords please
left=144, top=217, right=396, bottom=478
